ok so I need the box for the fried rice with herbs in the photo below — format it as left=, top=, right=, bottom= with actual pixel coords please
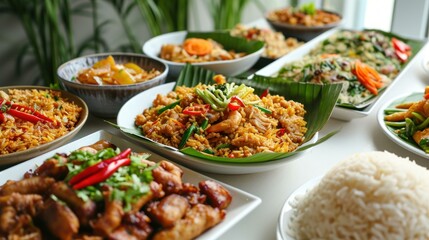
left=135, top=78, right=307, bottom=158
left=0, top=89, right=82, bottom=155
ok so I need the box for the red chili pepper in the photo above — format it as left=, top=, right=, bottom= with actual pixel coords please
left=72, top=158, right=131, bottom=190
left=228, top=96, right=245, bottom=111
left=183, top=104, right=210, bottom=116
left=7, top=109, right=48, bottom=124
left=0, top=112, right=5, bottom=124
left=424, top=93, right=429, bottom=99
left=277, top=128, right=286, bottom=137
left=392, top=37, right=411, bottom=53
left=260, top=89, right=269, bottom=98
left=69, top=148, right=131, bottom=185
left=10, top=103, right=53, bottom=123
left=395, top=50, right=409, bottom=63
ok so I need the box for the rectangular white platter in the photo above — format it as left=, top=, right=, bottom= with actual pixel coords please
left=255, top=28, right=419, bottom=121
left=0, top=130, right=261, bottom=240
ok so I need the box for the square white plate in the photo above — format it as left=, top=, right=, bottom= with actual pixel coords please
left=0, top=130, right=261, bottom=240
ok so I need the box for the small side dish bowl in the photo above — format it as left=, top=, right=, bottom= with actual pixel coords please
left=266, top=8, right=342, bottom=42
left=57, top=52, right=168, bottom=118
left=0, top=86, right=88, bottom=166
left=143, top=31, right=264, bottom=77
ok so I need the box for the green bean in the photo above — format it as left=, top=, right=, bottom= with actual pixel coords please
left=385, top=121, right=406, bottom=127
left=411, top=112, right=425, bottom=122
left=384, top=108, right=405, bottom=115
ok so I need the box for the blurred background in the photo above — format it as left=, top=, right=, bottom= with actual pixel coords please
left=0, top=0, right=427, bottom=87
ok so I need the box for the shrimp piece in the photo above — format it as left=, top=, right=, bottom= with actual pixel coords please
left=206, top=110, right=242, bottom=133
left=413, top=128, right=429, bottom=146
left=385, top=100, right=429, bottom=121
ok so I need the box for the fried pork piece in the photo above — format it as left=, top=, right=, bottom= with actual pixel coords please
left=91, top=192, right=124, bottom=237
left=146, top=194, right=189, bottom=228
left=152, top=204, right=225, bottom=240
left=109, top=212, right=153, bottom=240
left=131, top=181, right=165, bottom=212
left=0, top=193, right=43, bottom=216
left=24, top=155, right=68, bottom=180
left=39, top=198, right=79, bottom=240
left=152, top=160, right=183, bottom=194
left=51, top=181, right=96, bottom=226
left=0, top=177, right=55, bottom=196
left=180, top=183, right=206, bottom=206
left=199, top=180, right=232, bottom=209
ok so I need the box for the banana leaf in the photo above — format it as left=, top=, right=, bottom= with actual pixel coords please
left=185, top=31, right=264, bottom=54
left=120, top=64, right=340, bottom=163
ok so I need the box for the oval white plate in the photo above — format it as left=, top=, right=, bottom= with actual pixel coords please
left=377, top=91, right=429, bottom=159
left=117, top=82, right=318, bottom=174
left=277, top=176, right=321, bottom=240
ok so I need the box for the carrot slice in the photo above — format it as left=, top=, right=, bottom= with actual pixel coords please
left=353, top=61, right=384, bottom=95
left=183, top=38, right=213, bottom=56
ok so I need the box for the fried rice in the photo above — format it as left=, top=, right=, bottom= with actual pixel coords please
left=135, top=82, right=307, bottom=158
left=0, top=89, right=82, bottom=155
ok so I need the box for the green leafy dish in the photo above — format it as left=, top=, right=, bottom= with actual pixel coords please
left=381, top=91, right=429, bottom=158
left=116, top=64, right=341, bottom=164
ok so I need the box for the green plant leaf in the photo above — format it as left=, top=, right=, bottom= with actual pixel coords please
left=185, top=31, right=264, bottom=54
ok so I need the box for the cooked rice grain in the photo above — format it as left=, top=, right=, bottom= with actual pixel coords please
left=0, top=89, right=82, bottom=155
left=289, top=151, right=429, bottom=240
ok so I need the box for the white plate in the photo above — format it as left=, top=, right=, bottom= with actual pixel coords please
left=377, top=92, right=429, bottom=159
left=117, top=82, right=318, bottom=175
left=0, top=130, right=261, bottom=240
left=142, top=31, right=264, bottom=77
left=255, top=28, right=418, bottom=121
left=277, top=177, right=321, bottom=240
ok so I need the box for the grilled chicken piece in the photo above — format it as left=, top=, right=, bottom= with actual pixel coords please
left=0, top=193, right=43, bottom=216
left=199, top=180, right=232, bottom=209
left=39, top=198, right=79, bottom=240
left=131, top=181, right=165, bottom=212
left=51, top=182, right=96, bottom=226
left=146, top=194, right=189, bottom=228
left=0, top=206, right=18, bottom=233
left=109, top=212, right=153, bottom=240
left=152, top=204, right=225, bottom=240
left=0, top=177, right=55, bottom=196
left=180, top=183, right=206, bottom=206
left=152, top=161, right=183, bottom=194
left=91, top=193, right=124, bottom=237
left=25, top=156, right=68, bottom=180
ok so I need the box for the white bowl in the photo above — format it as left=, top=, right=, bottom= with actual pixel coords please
left=143, top=31, right=264, bottom=77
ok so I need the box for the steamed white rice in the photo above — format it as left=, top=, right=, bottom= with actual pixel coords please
left=289, top=151, right=429, bottom=240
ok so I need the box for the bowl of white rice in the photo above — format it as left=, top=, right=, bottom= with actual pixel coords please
left=281, top=151, right=429, bottom=239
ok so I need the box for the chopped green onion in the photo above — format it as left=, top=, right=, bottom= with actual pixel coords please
left=255, top=105, right=272, bottom=114
left=216, top=143, right=231, bottom=149
left=157, top=99, right=180, bottom=114
left=179, top=123, right=197, bottom=149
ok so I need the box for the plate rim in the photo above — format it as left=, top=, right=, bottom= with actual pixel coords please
left=0, top=86, right=89, bottom=166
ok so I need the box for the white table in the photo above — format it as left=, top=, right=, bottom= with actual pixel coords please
left=71, top=39, right=429, bottom=240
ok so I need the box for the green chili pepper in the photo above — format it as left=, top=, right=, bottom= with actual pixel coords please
left=178, top=123, right=197, bottom=149
left=157, top=99, right=180, bottom=114
left=255, top=105, right=272, bottom=114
